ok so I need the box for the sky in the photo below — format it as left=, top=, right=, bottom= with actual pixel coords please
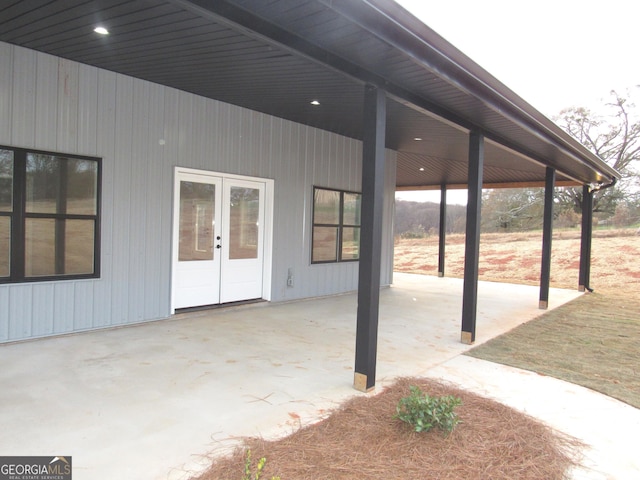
left=394, top=0, right=640, bottom=204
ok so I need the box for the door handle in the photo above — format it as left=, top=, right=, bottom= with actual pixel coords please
left=216, top=244, right=222, bottom=249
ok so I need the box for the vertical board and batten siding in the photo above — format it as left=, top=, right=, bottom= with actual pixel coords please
left=0, top=43, right=397, bottom=343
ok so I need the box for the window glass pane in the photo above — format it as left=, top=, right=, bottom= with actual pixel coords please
left=26, top=154, right=98, bottom=215
left=25, top=218, right=95, bottom=276
left=313, top=188, right=340, bottom=224
left=179, top=181, right=215, bottom=261
left=343, top=192, right=361, bottom=225
left=312, top=226, right=338, bottom=262
left=0, top=216, right=9, bottom=277
left=66, top=158, right=98, bottom=214
left=25, top=218, right=56, bottom=276
left=341, top=227, right=360, bottom=260
left=229, top=187, right=259, bottom=260
left=26, top=154, right=63, bottom=214
left=0, top=150, right=13, bottom=212
left=65, top=219, right=95, bottom=275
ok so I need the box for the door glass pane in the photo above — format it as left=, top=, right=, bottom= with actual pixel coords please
left=0, top=150, right=13, bottom=212
left=312, top=226, right=338, bottom=262
left=179, top=181, right=215, bottom=261
left=341, top=227, right=360, bottom=260
left=313, top=188, right=340, bottom=224
left=26, top=154, right=98, bottom=214
left=229, top=187, right=259, bottom=260
left=0, top=216, right=9, bottom=277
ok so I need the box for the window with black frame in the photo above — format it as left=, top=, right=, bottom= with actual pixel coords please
left=312, top=187, right=361, bottom=263
left=0, top=146, right=101, bottom=283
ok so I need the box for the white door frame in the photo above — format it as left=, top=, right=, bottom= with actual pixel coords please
left=170, top=166, right=274, bottom=314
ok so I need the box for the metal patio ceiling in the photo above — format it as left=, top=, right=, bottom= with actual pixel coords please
left=0, top=0, right=619, bottom=189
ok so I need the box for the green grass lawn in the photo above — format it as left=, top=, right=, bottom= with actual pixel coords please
left=466, top=290, right=640, bottom=408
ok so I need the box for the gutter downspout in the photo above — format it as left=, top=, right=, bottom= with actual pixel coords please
left=580, top=177, right=618, bottom=292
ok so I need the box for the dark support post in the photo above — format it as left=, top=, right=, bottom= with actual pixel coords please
left=354, top=85, right=386, bottom=392
left=461, top=132, right=484, bottom=345
left=579, top=185, right=594, bottom=292
left=438, top=184, right=447, bottom=277
left=539, top=167, right=556, bottom=309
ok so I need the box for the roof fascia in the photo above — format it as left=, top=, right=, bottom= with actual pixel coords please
left=344, top=0, right=619, bottom=183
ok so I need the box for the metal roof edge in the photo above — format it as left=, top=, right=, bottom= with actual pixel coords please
left=337, top=0, right=620, bottom=184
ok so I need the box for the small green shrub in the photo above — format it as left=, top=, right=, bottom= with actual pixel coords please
left=240, top=450, right=280, bottom=480
left=395, top=385, right=462, bottom=434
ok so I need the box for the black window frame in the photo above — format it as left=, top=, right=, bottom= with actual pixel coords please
left=311, top=186, right=361, bottom=264
left=0, top=145, right=101, bottom=284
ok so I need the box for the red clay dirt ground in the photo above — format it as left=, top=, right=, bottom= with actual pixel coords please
left=394, top=228, right=640, bottom=291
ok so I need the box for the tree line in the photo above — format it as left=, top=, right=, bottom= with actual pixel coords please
left=395, top=90, right=640, bottom=238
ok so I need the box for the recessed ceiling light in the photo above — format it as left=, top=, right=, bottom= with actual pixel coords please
left=414, top=137, right=423, bottom=141
left=94, top=26, right=109, bottom=35
left=310, top=100, right=320, bottom=106
left=419, top=167, right=425, bottom=171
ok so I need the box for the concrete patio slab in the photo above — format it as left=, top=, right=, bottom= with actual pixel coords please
left=3, top=274, right=633, bottom=479
left=426, top=356, right=640, bottom=480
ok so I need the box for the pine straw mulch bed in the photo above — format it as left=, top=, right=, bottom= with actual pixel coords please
left=192, top=377, right=582, bottom=480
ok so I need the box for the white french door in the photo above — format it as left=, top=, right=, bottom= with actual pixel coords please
left=220, top=179, right=265, bottom=303
left=172, top=169, right=270, bottom=310
left=173, top=172, right=222, bottom=308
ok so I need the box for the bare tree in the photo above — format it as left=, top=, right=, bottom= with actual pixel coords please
left=481, top=188, right=545, bottom=232
left=554, top=89, right=640, bottom=216
left=394, top=199, right=466, bottom=237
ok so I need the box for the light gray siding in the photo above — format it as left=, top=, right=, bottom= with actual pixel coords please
left=0, top=43, right=397, bottom=342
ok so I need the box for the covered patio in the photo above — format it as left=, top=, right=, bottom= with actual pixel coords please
left=0, top=2, right=633, bottom=477
left=0, top=274, right=595, bottom=479
left=0, top=0, right=619, bottom=392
